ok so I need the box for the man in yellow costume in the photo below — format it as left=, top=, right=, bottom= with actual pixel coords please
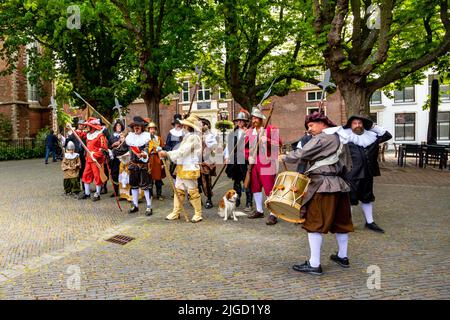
left=158, top=114, right=203, bottom=223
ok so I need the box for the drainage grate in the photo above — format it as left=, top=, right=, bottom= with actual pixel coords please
left=105, top=235, right=135, bottom=245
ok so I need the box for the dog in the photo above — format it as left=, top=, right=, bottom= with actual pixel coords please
left=218, top=189, right=247, bottom=221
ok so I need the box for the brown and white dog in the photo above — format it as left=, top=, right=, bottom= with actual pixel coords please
left=218, top=189, right=247, bottom=221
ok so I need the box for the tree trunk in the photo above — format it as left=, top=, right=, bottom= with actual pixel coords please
left=337, top=82, right=372, bottom=116
left=142, top=90, right=160, bottom=129
left=427, top=79, right=439, bottom=145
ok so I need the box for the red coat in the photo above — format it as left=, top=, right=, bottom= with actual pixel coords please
left=77, top=130, right=108, bottom=164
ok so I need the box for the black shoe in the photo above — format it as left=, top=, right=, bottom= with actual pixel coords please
left=330, top=253, right=350, bottom=268
left=128, top=206, right=139, bottom=214
left=292, top=261, right=323, bottom=275
left=45, top=162, right=48, bottom=164
left=78, top=193, right=90, bottom=200
left=365, top=222, right=385, bottom=233
left=100, top=187, right=107, bottom=195
left=266, top=214, right=278, bottom=225
left=205, top=199, right=213, bottom=209
left=110, top=193, right=116, bottom=198
left=92, top=193, right=101, bottom=201
left=248, top=210, right=264, bottom=219
left=145, top=207, right=153, bottom=216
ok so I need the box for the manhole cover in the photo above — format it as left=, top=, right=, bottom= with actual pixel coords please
left=105, top=235, right=135, bottom=245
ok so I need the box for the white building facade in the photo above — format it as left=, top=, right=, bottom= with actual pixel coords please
left=369, top=71, right=450, bottom=146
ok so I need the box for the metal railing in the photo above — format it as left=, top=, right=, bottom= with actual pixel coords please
left=0, top=138, right=46, bottom=161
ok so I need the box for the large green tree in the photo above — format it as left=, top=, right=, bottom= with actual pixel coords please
left=204, top=0, right=324, bottom=111
left=0, top=0, right=140, bottom=119
left=100, top=0, right=206, bottom=127
left=311, top=0, right=450, bottom=115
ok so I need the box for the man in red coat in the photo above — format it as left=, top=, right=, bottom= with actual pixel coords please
left=77, top=117, right=109, bottom=201
left=245, top=107, right=282, bottom=225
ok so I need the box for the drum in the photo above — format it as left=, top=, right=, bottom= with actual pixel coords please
left=265, top=171, right=310, bottom=224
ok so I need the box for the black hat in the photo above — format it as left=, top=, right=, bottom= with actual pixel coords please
left=128, top=116, right=148, bottom=128
left=343, top=115, right=373, bottom=130
left=172, top=113, right=183, bottom=125
left=305, top=112, right=337, bottom=129
left=199, top=117, right=211, bottom=128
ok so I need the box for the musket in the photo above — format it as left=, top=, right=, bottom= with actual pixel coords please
left=66, top=123, right=108, bottom=183
left=243, top=103, right=275, bottom=189
left=186, top=64, right=204, bottom=117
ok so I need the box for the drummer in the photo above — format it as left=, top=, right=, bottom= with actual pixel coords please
left=279, top=112, right=353, bottom=276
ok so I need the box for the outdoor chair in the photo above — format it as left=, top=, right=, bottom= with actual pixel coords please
left=398, top=144, right=422, bottom=167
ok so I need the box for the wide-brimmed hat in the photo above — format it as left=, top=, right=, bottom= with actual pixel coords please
left=148, top=122, right=157, bottom=129
left=343, top=115, right=373, bottom=130
left=172, top=114, right=183, bottom=125
left=251, top=106, right=266, bottom=120
left=83, top=117, right=102, bottom=131
left=179, top=114, right=201, bottom=132
left=233, top=109, right=250, bottom=122
left=304, top=112, right=337, bottom=129
left=128, top=116, right=149, bottom=128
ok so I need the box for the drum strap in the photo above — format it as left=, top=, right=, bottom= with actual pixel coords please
left=305, top=143, right=343, bottom=174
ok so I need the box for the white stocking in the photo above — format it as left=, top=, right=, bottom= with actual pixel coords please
left=360, top=202, right=374, bottom=224
left=253, top=192, right=263, bottom=212
left=84, top=183, right=91, bottom=195
left=144, top=189, right=152, bottom=208
left=308, top=232, right=323, bottom=268
left=336, top=233, right=349, bottom=258
left=95, top=185, right=102, bottom=195
left=131, top=189, right=139, bottom=207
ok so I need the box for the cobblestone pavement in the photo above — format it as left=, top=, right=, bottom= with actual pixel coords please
left=0, top=157, right=449, bottom=299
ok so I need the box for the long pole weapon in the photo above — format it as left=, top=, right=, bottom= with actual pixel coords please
left=243, top=103, right=275, bottom=189
left=74, top=91, right=112, bottom=127
left=186, top=64, right=204, bottom=117
left=317, top=69, right=336, bottom=114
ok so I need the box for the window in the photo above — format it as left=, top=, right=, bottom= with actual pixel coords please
left=306, top=107, right=326, bottom=115
left=428, top=75, right=450, bottom=101
left=306, top=91, right=324, bottom=102
left=219, top=87, right=228, bottom=100
left=181, top=81, right=189, bottom=102
left=370, top=91, right=382, bottom=105
left=437, top=112, right=450, bottom=140
left=369, top=113, right=378, bottom=124
left=197, top=82, right=211, bottom=101
left=394, top=86, right=415, bottom=103
left=395, top=113, right=415, bottom=141
left=26, top=43, right=39, bottom=102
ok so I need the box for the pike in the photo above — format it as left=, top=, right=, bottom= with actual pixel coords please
left=317, top=69, right=336, bottom=114
left=73, top=91, right=111, bottom=127
left=243, top=103, right=275, bottom=189
left=113, top=98, right=125, bottom=125
left=186, top=64, right=204, bottom=117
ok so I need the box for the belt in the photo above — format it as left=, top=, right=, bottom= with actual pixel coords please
left=130, top=161, right=147, bottom=168
left=308, top=172, right=338, bottom=176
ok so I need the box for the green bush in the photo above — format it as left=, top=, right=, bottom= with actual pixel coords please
left=0, top=139, right=45, bottom=161
left=0, top=114, right=13, bottom=138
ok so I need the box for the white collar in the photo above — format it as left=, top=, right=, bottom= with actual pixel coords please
left=125, top=131, right=151, bottom=147
left=344, top=128, right=377, bottom=147
left=64, top=152, right=79, bottom=160
left=170, top=128, right=183, bottom=137
left=87, top=130, right=102, bottom=140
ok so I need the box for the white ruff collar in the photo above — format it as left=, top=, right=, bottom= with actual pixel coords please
left=64, top=152, right=79, bottom=160
left=87, top=130, right=102, bottom=140
left=344, top=128, right=377, bottom=147
left=170, top=128, right=183, bottom=137
left=125, top=131, right=151, bottom=147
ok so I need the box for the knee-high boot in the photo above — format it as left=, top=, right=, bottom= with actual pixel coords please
left=166, top=188, right=185, bottom=220
left=188, top=188, right=203, bottom=223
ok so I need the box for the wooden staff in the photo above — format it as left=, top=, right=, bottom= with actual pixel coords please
left=186, top=64, right=204, bottom=117
left=162, top=158, right=190, bottom=222
left=243, top=104, right=275, bottom=189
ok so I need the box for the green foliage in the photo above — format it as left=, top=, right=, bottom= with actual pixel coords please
left=0, top=137, right=46, bottom=161
left=0, top=114, right=13, bottom=139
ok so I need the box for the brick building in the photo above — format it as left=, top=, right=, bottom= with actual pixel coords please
left=126, top=80, right=347, bottom=146
left=0, top=44, right=53, bottom=139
